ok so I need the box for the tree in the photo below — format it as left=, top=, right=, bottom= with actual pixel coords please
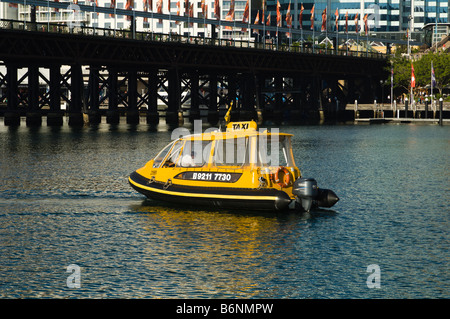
left=386, top=52, right=412, bottom=97
left=413, top=52, right=450, bottom=97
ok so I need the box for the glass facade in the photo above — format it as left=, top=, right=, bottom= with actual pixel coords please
left=265, top=0, right=448, bottom=33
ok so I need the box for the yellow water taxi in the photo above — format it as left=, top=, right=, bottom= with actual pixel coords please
left=129, top=120, right=338, bottom=212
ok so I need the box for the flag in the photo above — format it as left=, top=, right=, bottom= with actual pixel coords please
left=168, top=0, right=171, bottom=12
left=310, top=4, right=315, bottom=30
left=276, top=1, right=282, bottom=28
left=363, top=14, right=368, bottom=35
left=299, top=3, right=304, bottom=30
left=175, top=0, right=181, bottom=24
left=214, top=0, right=220, bottom=20
left=354, top=13, right=359, bottom=33
left=262, top=0, right=265, bottom=25
left=201, top=0, right=206, bottom=16
left=185, top=0, right=189, bottom=15
left=335, top=8, right=339, bottom=31
left=242, top=0, right=249, bottom=32
left=345, top=11, right=348, bottom=33
left=253, top=10, right=260, bottom=35
left=126, top=0, right=133, bottom=10
left=266, top=13, right=271, bottom=36
left=157, top=0, right=163, bottom=23
left=224, top=101, right=233, bottom=124
left=225, top=0, right=235, bottom=30
left=189, top=3, right=194, bottom=26
left=321, top=7, right=327, bottom=32
left=411, top=64, right=416, bottom=88
left=391, top=67, right=394, bottom=90
left=286, top=2, right=292, bottom=38
left=142, top=0, right=147, bottom=21
left=431, top=61, right=437, bottom=87
left=126, top=0, right=134, bottom=21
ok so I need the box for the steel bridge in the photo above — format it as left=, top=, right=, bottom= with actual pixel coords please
left=0, top=0, right=404, bottom=126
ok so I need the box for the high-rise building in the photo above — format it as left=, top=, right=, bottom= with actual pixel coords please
left=265, top=0, right=448, bottom=41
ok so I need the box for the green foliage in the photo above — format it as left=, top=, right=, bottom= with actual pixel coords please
left=413, top=52, right=450, bottom=95
left=388, top=51, right=450, bottom=97
left=386, top=54, right=411, bottom=95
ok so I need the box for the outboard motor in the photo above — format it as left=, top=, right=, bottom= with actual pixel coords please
left=292, top=177, right=318, bottom=212
left=292, top=177, right=339, bottom=212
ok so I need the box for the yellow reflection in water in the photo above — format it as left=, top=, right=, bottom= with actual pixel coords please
left=130, top=200, right=296, bottom=297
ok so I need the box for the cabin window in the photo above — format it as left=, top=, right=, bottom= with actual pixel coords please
left=162, top=140, right=184, bottom=167
left=257, top=135, right=295, bottom=167
left=213, top=137, right=249, bottom=167
left=177, top=140, right=212, bottom=167
left=152, top=140, right=176, bottom=168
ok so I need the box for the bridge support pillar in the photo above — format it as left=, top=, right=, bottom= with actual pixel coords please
left=47, top=64, right=63, bottom=126
left=4, top=63, right=20, bottom=126
left=166, top=68, right=180, bottom=126
left=207, top=72, right=219, bottom=126
left=127, top=68, right=140, bottom=124
left=240, top=73, right=256, bottom=121
left=273, top=75, right=283, bottom=124
left=289, top=76, right=302, bottom=124
left=228, top=74, right=238, bottom=122
left=68, top=64, right=85, bottom=126
left=87, top=66, right=101, bottom=124
left=26, top=65, right=42, bottom=126
left=189, top=70, right=200, bottom=123
left=146, top=68, right=159, bottom=126
left=106, top=67, right=120, bottom=124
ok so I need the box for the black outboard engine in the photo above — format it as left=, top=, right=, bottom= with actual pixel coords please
left=292, top=177, right=339, bottom=212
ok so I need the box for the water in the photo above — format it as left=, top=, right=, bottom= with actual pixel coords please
left=0, top=120, right=448, bottom=299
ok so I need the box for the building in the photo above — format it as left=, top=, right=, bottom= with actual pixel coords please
left=0, top=0, right=255, bottom=40
left=1, top=0, right=448, bottom=42
left=265, top=0, right=449, bottom=42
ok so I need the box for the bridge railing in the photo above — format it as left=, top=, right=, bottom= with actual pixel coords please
left=0, top=16, right=387, bottom=60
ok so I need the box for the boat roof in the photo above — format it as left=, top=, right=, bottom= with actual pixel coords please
left=178, top=121, right=293, bottom=141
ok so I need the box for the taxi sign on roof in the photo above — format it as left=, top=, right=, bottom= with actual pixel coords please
left=226, top=121, right=257, bottom=132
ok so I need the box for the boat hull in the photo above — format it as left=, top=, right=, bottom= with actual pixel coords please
left=129, top=171, right=292, bottom=211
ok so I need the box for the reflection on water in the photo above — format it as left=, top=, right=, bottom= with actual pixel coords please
left=0, top=123, right=448, bottom=298
left=131, top=200, right=320, bottom=298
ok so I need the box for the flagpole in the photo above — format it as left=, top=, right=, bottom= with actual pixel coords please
left=335, top=8, right=339, bottom=54
left=325, top=7, right=327, bottom=54
left=248, top=0, right=251, bottom=45
left=431, top=60, right=434, bottom=108
left=169, top=1, right=172, bottom=41
left=391, top=66, right=394, bottom=110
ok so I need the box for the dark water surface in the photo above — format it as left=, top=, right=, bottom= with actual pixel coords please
left=0, top=120, right=448, bottom=298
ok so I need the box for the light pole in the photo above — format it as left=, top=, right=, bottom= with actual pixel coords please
left=407, top=15, right=412, bottom=58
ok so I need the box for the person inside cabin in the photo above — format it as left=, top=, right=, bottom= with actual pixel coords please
left=180, top=151, right=196, bottom=167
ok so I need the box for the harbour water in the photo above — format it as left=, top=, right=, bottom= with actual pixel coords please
left=0, top=120, right=448, bottom=299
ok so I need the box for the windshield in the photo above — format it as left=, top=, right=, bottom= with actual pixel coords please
left=152, top=140, right=176, bottom=168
